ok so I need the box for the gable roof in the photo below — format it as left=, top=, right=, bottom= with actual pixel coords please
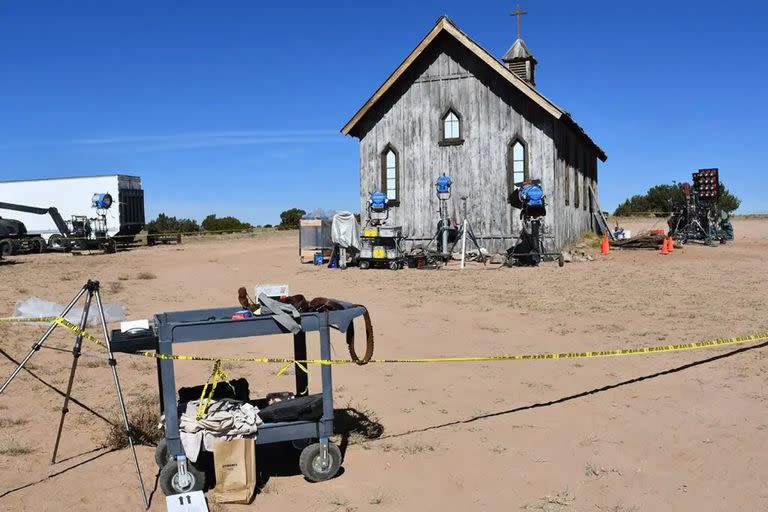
left=341, top=16, right=606, bottom=162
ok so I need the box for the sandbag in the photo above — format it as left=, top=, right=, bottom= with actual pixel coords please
left=213, top=438, right=257, bottom=504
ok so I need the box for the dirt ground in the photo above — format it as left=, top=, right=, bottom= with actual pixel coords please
left=0, top=217, right=766, bottom=512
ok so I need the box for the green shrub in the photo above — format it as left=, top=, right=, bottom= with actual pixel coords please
left=146, top=213, right=200, bottom=234
left=201, top=215, right=252, bottom=233
left=614, top=182, right=740, bottom=216
left=278, top=208, right=306, bottom=230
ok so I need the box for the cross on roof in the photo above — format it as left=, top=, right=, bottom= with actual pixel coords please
left=510, top=2, right=528, bottom=40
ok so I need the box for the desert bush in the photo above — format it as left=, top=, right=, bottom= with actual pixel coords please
left=136, top=272, right=157, bottom=280
left=102, top=392, right=163, bottom=450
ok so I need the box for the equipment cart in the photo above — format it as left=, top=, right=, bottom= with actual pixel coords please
left=359, top=225, right=405, bottom=270
left=110, top=300, right=367, bottom=496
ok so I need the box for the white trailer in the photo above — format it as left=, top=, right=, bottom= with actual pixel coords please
left=0, top=175, right=145, bottom=242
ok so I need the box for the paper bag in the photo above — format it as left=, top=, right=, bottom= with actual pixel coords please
left=213, top=438, right=257, bottom=504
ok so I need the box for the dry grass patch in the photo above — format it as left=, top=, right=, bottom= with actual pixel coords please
left=0, top=418, right=29, bottom=428
left=0, top=441, right=34, bottom=456
left=102, top=392, right=163, bottom=450
left=136, top=271, right=157, bottom=280
left=333, top=402, right=384, bottom=445
left=523, top=488, right=575, bottom=511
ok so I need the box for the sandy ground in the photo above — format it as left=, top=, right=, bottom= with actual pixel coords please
left=0, top=218, right=767, bottom=512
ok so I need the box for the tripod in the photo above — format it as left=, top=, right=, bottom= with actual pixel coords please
left=0, top=280, right=149, bottom=509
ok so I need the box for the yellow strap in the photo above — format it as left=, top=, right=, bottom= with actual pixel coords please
left=196, top=360, right=230, bottom=420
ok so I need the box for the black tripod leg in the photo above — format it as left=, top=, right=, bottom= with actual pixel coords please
left=51, top=288, right=93, bottom=463
left=94, top=288, right=149, bottom=509
left=0, top=285, right=89, bottom=395
left=51, top=353, right=81, bottom=463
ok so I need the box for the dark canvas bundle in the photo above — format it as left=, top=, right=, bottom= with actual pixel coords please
left=177, top=377, right=250, bottom=404
left=257, top=394, right=324, bottom=423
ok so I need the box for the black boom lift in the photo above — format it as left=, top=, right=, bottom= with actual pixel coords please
left=0, top=201, right=113, bottom=256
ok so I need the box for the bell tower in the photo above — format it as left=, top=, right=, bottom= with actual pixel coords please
left=502, top=3, right=537, bottom=86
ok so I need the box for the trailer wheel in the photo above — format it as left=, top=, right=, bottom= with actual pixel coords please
left=31, top=238, right=46, bottom=253
left=359, top=261, right=370, bottom=270
left=0, top=239, right=12, bottom=258
left=48, top=234, right=70, bottom=250
left=388, top=261, right=399, bottom=271
left=299, top=442, right=342, bottom=482
left=159, top=460, right=206, bottom=496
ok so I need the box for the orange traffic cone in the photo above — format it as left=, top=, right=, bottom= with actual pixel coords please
left=600, top=234, right=610, bottom=255
left=667, top=236, right=674, bottom=253
left=661, top=236, right=669, bottom=255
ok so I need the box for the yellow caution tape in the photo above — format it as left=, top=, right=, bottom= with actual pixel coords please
left=0, top=316, right=59, bottom=324
left=6, top=315, right=768, bottom=369
left=52, top=317, right=109, bottom=349
left=31, top=227, right=263, bottom=243
left=135, top=331, right=768, bottom=366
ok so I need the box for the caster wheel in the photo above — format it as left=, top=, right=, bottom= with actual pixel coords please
left=299, top=442, right=342, bottom=482
left=159, top=460, right=206, bottom=496
left=291, top=438, right=315, bottom=451
left=359, top=261, right=370, bottom=270
left=388, top=261, right=399, bottom=270
left=155, top=438, right=172, bottom=468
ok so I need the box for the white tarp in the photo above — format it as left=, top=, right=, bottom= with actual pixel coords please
left=331, top=211, right=360, bottom=250
left=12, top=296, right=125, bottom=325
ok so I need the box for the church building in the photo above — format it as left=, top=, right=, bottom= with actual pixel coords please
left=341, top=15, right=607, bottom=252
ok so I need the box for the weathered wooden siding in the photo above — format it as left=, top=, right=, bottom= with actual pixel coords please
left=356, top=34, right=598, bottom=253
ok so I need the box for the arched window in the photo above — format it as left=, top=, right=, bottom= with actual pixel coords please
left=508, top=138, right=528, bottom=186
left=381, top=145, right=399, bottom=203
left=439, top=108, right=463, bottom=145
left=443, top=110, right=460, bottom=139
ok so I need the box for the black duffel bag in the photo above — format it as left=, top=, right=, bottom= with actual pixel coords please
left=258, top=394, right=323, bottom=423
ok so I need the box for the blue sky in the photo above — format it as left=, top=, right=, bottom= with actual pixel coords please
left=2, top=1, right=767, bottom=223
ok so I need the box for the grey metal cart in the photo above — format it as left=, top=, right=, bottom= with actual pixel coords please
left=110, top=300, right=367, bottom=496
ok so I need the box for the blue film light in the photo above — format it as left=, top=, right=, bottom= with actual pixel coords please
left=91, top=193, right=113, bottom=210
left=436, top=174, right=452, bottom=194
left=370, top=191, right=388, bottom=211
left=520, top=184, right=543, bottom=207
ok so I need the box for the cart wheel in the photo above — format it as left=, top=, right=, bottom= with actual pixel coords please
left=155, top=438, right=171, bottom=468
left=159, top=460, right=206, bottom=496
left=299, top=442, right=342, bottom=482
left=388, top=261, right=399, bottom=271
left=558, top=254, right=565, bottom=267
left=359, top=261, right=370, bottom=270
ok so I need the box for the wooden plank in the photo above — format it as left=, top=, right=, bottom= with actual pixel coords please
left=589, top=183, right=614, bottom=240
